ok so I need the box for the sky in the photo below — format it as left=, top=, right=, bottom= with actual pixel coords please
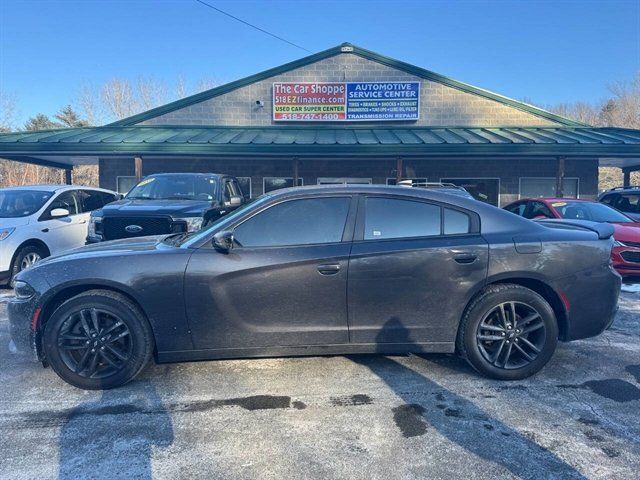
left=1, top=0, right=639, bottom=126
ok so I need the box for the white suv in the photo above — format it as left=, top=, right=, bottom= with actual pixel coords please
left=0, top=185, right=119, bottom=286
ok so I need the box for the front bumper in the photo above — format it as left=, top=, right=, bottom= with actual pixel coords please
left=8, top=295, right=41, bottom=361
left=611, top=246, right=640, bottom=277
left=85, top=234, right=103, bottom=244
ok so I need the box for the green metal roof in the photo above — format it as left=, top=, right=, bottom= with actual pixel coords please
left=108, top=43, right=584, bottom=128
left=1, top=126, right=639, bottom=160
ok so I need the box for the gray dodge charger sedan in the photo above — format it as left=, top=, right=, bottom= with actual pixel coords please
left=8, top=185, right=621, bottom=390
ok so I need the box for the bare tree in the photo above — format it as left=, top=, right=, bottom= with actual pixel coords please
left=0, top=93, right=17, bottom=132
left=101, top=78, right=138, bottom=120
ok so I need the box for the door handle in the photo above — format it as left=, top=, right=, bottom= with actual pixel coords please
left=453, top=253, right=478, bottom=264
left=317, top=264, right=341, bottom=275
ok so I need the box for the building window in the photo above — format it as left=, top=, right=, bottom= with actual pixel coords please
left=263, top=177, right=303, bottom=194
left=441, top=178, right=500, bottom=206
left=386, top=178, right=428, bottom=186
left=116, top=176, right=138, bottom=195
left=519, top=177, right=579, bottom=199
left=237, top=177, right=252, bottom=199
left=317, top=178, right=372, bottom=185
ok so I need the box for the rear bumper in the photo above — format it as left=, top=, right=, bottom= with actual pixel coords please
left=556, top=264, right=621, bottom=341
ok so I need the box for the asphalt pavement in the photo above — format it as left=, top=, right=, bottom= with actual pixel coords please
left=0, top=288, right=639, bottom=480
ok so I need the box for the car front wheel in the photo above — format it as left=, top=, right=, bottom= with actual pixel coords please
left=43, top=290, right=154, bottom=390
left=457, top=284, right=558, bottom=380
left=10, top=244, right=47, bottom=288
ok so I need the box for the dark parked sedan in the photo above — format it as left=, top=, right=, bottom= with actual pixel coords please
left=8, top=186, right=620, bottom=389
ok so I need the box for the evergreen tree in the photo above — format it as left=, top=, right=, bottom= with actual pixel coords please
left=55, top=105, right=90, bottom=127
left=23, top=114, right=60, bottom=131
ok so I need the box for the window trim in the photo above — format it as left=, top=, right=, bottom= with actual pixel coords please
left=518, top=177, right=580, bottom=200
left=262, top=177, right=304, bottom=195
left=439, top=177, right=501, bottom=206
left=228, top=195, right=357, bottom=249
left=354, top=194, right=480, bottom=243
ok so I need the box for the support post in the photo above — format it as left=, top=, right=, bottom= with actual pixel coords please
left=64, top=168, right=72, bottom=185
left=555, top=157, right=565, bottom=197
left=396, top=157, right=403, bottom=183
left=623, top=169, right=631, bottom=187
left=134, top=156, right=143, bottom=182
left=293, top=157, right=300, bottom=187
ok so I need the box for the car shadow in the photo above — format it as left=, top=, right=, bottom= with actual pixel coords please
left=351, top=317, right=587, bottom=479
left=58, top=381, right=173, bottom=479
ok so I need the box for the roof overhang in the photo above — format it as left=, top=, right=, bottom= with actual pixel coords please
left=1, top=126, right=640, bottom=167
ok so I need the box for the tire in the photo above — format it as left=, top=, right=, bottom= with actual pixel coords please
left=457, top=284, right=558, bottom=380
left=10, top=244, right=48, bottom=288
left=43, top=290, right=154, bottom=390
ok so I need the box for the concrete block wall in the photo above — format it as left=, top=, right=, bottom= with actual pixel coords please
left=139, top=54, right=559, bottom=128
left=99, top=157, right=598, bottom=206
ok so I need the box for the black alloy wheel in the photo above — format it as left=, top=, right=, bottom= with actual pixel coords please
left=457, top=283, right=558, bottom=380
left=476, top=301, right=546, bottom=369
left=57, top=308, right=132, bottom=379
left=44, top=290, right=153, bottom=389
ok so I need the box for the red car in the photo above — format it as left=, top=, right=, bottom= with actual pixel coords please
left=504, top=198, right=640, bottom=276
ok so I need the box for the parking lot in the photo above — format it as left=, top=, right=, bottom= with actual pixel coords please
left=0, top=288, right=639, bottom=480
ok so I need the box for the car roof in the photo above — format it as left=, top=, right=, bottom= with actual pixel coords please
left=147, top=173, right=226, bottom=178
left=526, top=197, right=590, bottom=203
left=265, top=184, right=487, bottom=210
left=0, top=184, right=115, bottom=193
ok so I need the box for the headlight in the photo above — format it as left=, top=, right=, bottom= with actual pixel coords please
left=175, top=217, right=204, bottom=232
left=88, top=215, right=102, bottom=237
left=0, top=228, right=15, bottom=241
left=614, top=240, right=627, bottom=247
left=14, top=280, right=35, bottom=299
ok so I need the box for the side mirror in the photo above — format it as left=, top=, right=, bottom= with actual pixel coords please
left=224, top=195, right=243, bottom=207
left=50, top=208, right=70, bottom=218
left=212, top=230, right=234, bottom=252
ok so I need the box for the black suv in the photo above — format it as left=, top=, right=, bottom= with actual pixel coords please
left=597, top=186, right=640, bottom=221
left=87, top=173, right=245, bottom=243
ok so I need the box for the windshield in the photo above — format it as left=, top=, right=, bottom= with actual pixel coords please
left=126, top=175, right=218, bottom=201
left=0, top=190, right=53, bottom=218
left=179, top=196, right=270, bottom=247
left=554, top=201, right=633, bottom=223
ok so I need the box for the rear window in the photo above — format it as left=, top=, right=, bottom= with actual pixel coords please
left=364, top=198, right=472, bottom=240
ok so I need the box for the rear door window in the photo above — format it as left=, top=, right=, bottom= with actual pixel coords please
left=77, top=189, right=109, bottom=212
left=444, top=208, right=471, bottom=234
left=364, top=198, right=441, bottom=240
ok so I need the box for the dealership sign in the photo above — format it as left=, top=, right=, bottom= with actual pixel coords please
left=273, top=82, right=420, bottom=121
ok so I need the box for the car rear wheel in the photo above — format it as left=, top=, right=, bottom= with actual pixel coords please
left=10, top=244, right=47, bottom=288
left=43, top=290, right=153, bottom=390
left=457, top=284, right=558, bottom=380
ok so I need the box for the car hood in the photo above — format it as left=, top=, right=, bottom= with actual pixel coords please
left=100, top=199, right=212, bottom=217
left=612, top=222, right=640, bottom=242
left=0, top=216, right=31, bottom=228
left=37, top=236, right=168, bottom=266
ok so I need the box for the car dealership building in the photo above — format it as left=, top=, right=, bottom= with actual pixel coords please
left=1, top=43, right=640, bottom=205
